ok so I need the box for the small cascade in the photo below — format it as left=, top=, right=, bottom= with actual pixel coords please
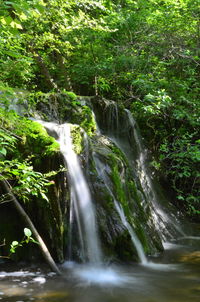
left=93, top=154, right=148, bottom=264
left=69, top=187, right=85, bottom=260
left=114, top=200, right=147, bottom=264
left=89, top=98, right=185, bottom=243
left=35, top=96, right=189, bottom=272
left=124, top=109, right=186, bottom=239
left=38, top=121, right=103, bottom=264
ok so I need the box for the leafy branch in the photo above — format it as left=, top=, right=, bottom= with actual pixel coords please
left=9, top=228, right=39, bottom=255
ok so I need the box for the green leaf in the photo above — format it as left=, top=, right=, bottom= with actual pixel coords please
left=0, top=147, right=7, bottom=156
left=40, top=192, right=49, bottom=201
left=11, top=240, right=19, bottom=246
left=24, top=228, right=32, bottom=237
left=4, top=50, right=22, bottom=58
left=4, top=16, right=13, bottom=25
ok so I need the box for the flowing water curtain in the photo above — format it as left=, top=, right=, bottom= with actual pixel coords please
left=38, top=121, right=103, bottom=263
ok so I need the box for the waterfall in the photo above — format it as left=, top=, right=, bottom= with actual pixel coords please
left=113, top=200, right=147, bottom=265
left=89, top=98, right=185, bottom=246
left=35, top=97, right=186, bottom=268
left=38, top=121, right=103, bottom=264
left=124, top=109, right=185, bottom=239
left=93, top=154, right=148, bottom=264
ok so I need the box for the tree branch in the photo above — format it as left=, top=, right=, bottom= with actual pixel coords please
left=0, top=177, right=61, bottom=275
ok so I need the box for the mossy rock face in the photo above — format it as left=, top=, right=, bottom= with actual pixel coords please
left=85, top=132, right=163, bottom=261
left=0, top=108, right=66, bottom=262
left=33, top=92, right=96, bottom=136
left=86, top=96, right=165, bottom=259
left=1, top=93, right=164, bottom=263
left=70, top=125, right=83, bottom=154
left=0, top=108, right=60, bottom=159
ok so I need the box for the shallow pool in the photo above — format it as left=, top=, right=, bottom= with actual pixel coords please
left=0, top=241, right=200, bottom=302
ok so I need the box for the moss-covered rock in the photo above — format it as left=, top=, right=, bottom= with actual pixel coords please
left=29, top=92, right=97, bottom=136
left=1, top=93, right=167, bottom=264
left=70, top=125, right=83, bottom=155
left=0, top=108, right=66, bottom=262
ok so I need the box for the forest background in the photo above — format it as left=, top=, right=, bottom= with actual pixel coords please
left=0, top=0, right=199, bottom=221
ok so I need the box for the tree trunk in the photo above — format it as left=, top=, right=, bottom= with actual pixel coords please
left=33, top=51, right=58, bottom=91
left=1, top=179, right=61, bottom=275
left=55, top=51, right=73, bottom=91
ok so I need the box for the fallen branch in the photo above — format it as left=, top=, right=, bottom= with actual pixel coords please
left=1, top=178, right=61, bottom=275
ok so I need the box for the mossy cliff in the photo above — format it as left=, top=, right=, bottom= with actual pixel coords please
left=86, top=133, right=163, bottom=261
left=1, top=92, right=166, bottom=263
left=0, top=107, right=66, bottom=262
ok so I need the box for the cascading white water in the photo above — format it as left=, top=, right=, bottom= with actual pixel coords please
left=39, top=120, right=133, bottom=284
left=57, top=123, right=103, bottom=263
left=93, top=155, right=148, bottom=264
left=69, top=187, right=85, bottom=260
left=114, top=200, right=147, bottom=264
left=38, top=121, right=102, bottom=264
left=124, top=109, right=185, bottom=238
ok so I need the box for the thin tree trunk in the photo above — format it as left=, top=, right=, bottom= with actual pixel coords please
left=1, top=179, right=61, bottom=275
left=33, top=51, right=58, bottom=91
left=55, top=51, right=73, bottom=91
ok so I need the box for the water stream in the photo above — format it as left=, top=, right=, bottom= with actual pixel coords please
left=93, top=154, right=148, bottom=264
left=124, top=109, right=186, bottom=239
left=114, top=200, right=148, bottom=265
left=91, top=101, right=185, bottom=241
left=0, top=242, right=200, bottom=301
left=38, top=121, right=102, bottom=264
left=1, top=111, right=199, bottom=299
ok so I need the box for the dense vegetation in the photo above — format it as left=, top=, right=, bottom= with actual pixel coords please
left=0, top=0, right=199, bottom=221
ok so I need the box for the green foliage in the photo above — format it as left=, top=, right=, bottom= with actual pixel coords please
left=0, top=0, right=199, bottom=219
left=0, top=129, right=16, bottom=157
left=70, top=125, right=83, bottom=155
left=159, top=133, right=200, bottom=215
left=0, top=158, right=53, bottom=202
left=0, top=107, right=61, bottom=205
left=9, top=228, right=38, bottom=255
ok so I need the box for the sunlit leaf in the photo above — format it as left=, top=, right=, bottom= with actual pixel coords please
left=24, top=228, right=32, bottom=237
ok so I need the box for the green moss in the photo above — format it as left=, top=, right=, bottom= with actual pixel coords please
left=109, top=154, right=125, bottom=202
left=110, top=144, right=129, bottom=165
left=70, top=125, right=83, bottom=154
left=64, top=90, right=77, bottom=101
left=80, top=106, right=97, bottom=136
left=108, top=152, right=133, bottom=221
left=112, top=165, right=126, bottom=203
left=107, top=146, right=154, bottom=255
left=128, top=180, right=142, bottom=205
left=0, top=108, right=59, bottom=160
left=29, top=91, right=96, bottom=136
